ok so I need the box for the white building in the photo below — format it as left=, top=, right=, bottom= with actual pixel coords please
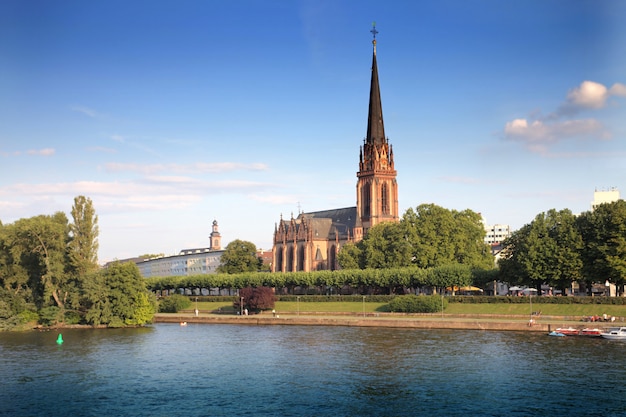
left=133, top=220, right=224, bottom=278
left=484, top=223, right=512, bottom=245
left=136, top=247, right=224, bottom=278
left=591, top=187, right=620, bottom=210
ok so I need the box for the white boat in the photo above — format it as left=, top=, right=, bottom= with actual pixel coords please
left=600, top=327, right=626, bottom=340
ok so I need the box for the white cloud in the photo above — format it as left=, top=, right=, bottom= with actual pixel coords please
left=104, top=162, right=269, bottom=174
left=610, top=82, right=626, bottom=97
left=566, top=80, right=609, bottom=109
left=26, top=148, right=55, bottom=156
left=503, top=80, right=624, bottom=154
left=2, top=148, right=55, bottom=157
left=504, top=118, right=607, bottom=154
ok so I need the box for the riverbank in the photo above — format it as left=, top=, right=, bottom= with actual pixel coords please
left=153, top=311, right=611, bottom=333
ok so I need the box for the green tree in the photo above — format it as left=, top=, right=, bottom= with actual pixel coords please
left=337, top=242, right=362, bottom=269
left=84, top=262, right=156, bottom=326
left=578, top=200, right=626, bottom=292
left=359, top=221, right=412, bottom=269
left=403, top=204, right=493, bottom=269
left=499, top=209, right=583, bottom=293
left=0, top=223, right=30, bottom=298
left=68, top=196, right=99, bottom=277
left=6, top=213, right=72, bottom=312
left=217, top=240, right=259, bottom=274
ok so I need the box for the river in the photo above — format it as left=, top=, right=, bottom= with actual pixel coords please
left=1, top=324, right=625, bottom=416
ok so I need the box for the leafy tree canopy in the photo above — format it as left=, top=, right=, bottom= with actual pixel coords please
left=217, top=239, right=259, bottom=274
left=338, top=204, right=493, bottom=270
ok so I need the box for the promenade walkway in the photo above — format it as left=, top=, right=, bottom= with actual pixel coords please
left=153, top=311, right=600, bottom=333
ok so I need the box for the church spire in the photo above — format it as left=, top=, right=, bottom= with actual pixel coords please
left=366, top=22, right=385, bottom=146
left=356, top=23, right=399, bottom=235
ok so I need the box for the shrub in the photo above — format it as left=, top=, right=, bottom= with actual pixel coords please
left=235, top=287, right=276, bottom=313
left=388, top=295, right=446, bottom=313
left=18, top=310, right=39, bottom=324
left=158, top=294, right=192, bottom=313
left=39, top=306, right=61, bottom=326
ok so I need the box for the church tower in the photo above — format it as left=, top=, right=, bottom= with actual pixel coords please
left=355, top=25, right=399, bottom=239
left=209, top=219, right=221, bottom=250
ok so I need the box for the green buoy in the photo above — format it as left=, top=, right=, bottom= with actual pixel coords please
left=56, top=334, right=63, bottom=345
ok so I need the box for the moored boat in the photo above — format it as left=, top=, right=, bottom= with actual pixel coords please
left=555, top=327, right=580, bottom=336
left=580, top=328, right=602, bottom=337
left=600, top=327, right=626, bottom=340
left=548, top=331, right=565, bottom=337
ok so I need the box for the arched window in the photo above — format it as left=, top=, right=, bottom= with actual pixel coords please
left=286, top=245, right=293, bottom=272
left=297, top=244, right=306, bottom=271
left=363, top=183, right=371, bottom=218
left=276, top=247, right=283, bottom=272
left=381, top=182, right=389, bottom=215
left=329, top=245, right=337, bottom=271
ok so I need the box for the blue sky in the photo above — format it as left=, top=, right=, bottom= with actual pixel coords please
left=1, top=0, right=625, bottom=263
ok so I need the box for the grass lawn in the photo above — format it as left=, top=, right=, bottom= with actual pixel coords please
left=193, top=300, right=626, bottom=318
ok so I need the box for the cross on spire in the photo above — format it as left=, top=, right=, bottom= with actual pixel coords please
left=370, top=22, right=378, bottom=40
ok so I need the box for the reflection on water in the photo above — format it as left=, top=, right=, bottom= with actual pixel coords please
left=1, top=324, right=625, bottom=416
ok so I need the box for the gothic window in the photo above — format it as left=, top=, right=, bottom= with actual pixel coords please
left=329, top=245, right=337, bottom=271
left=275, top=248, right=283, bottom=272
left=381, top=182, right=389, bottom=215
left=363, top=183, right=371, bottom=218
left=286, top=245, right=293, bottom=272
left=297, top=244, right=305, bottom=271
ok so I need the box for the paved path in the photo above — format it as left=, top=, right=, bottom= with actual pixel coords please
left=154, top=312, right=604, bottom=333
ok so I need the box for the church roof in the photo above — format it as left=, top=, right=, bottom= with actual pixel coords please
left=366, top=27, right=386, bottom=147
left=299, top=206, right=357, bottom=239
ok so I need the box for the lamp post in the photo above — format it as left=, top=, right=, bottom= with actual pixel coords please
left=441, top=294, right=444, bottom=319
left=195, top=297, right=198, bottom=317
left=297, top=296, right=300, bottom=316
left=240, top=296, right=244, bottom=316
left=362, top=296, right=366, bottom=318
left=606, top=280, right=610, bottom=297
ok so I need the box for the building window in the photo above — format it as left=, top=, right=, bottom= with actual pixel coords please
left=363, top=183, right=371, bottom=218
left=381, top=183, right=389, bottom=215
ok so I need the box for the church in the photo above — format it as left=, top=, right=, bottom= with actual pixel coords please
left=272, top=28, right=399, bottom=272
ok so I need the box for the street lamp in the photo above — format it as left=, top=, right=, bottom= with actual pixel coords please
left=195, top=297, right=198, bottom=317
left=297, top=296, right=300, bottom=316
left=240, top=296, right=244, bottom=316
left=362, top=296, right=366, bottom=318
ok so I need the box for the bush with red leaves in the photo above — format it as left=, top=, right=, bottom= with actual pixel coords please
left=234, top=287, right=276, bottom=314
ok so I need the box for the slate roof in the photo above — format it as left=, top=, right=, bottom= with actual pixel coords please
left=299, top=206, right=357, bottom=240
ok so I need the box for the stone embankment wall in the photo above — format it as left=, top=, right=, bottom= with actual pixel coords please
left=154, top=313, right=566, bottom=333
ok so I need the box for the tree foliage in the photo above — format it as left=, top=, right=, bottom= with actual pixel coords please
left=0, top=196, right=157, bottom=329
left=84, top=262, right=156, bottom=326
left=500, top=209, right=584, bottom=292
left=217, top=239, right=260, bottom=274
left=158, top=294, right=192, bottom=313
left=338, top=204, right=493, bottom=270
left=68, top=195, right=99, bottom=277
left=577, top=200, right=626, bottom=289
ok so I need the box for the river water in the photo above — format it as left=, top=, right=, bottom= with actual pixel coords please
left=1, top=324, right=625, bottom=417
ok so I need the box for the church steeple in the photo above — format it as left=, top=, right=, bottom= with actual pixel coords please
left=355, top=23, right=399, bottom=237
left=366, top=23, right=385, bottom=147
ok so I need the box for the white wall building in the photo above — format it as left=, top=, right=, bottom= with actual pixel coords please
left=129, top=220, right=225, bottom=278
left=484, top=223, right=512, bottom=245
left=136, top=248, right=224, bottom=278
left=591, top=187, right=620, bottom=210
